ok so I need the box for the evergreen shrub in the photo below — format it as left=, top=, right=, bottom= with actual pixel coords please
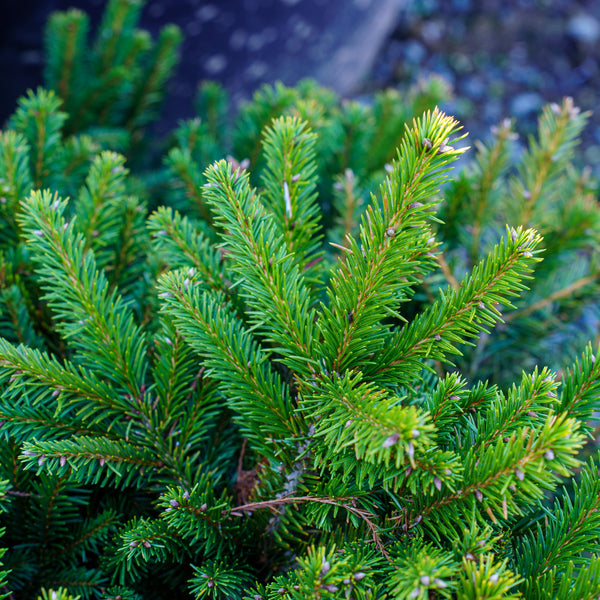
left=0, top=1, right=599, bottom=599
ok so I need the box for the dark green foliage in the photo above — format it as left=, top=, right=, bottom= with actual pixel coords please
left=437, top=98, right=600, bottom=386
left=1, top=99, right=599, bottom=599
left=0, top=2, right=599, bottom=597
left=161, top=76, right=450, bottom=223
left=44, top=0, right=182, bottom=139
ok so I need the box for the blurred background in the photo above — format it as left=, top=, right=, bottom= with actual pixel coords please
left=1, top=0, right=599, bottom=159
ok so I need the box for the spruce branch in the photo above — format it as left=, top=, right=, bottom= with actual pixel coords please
left=558, top=342, right=600, bottom=433
left=457, top=554, right=522, bottom=600
left=387, top=542, right=458, bottom=599
left=110, top=517, right=184, bottom=585
left=515, top=456, right=600, bottom=592
left=189, top=560, right=254, bottom=600
left=9, top=89, right=67, bottom=189
left=0, top=131, right=33, bottom=243
left=251, top=543, right=381, bottom=600
left=93, top=0, right=143, bottom=79
left=0, top=338, right=136, bottom=430
left=202, top=161, right=317, bottom=375
left=158, top=480, right=235, bottom=551
left=549, top=556, right=600, bottom=600
left=0, top=282, right=45, bottom=348
left=44, top=9, right=90, bottom=118
left=158, top=270, right=299, bottom=458
left=375, top=226, right=542, bottom=385
left=20, top=437, right=162, bottom=487
left=319, top=108, right=466, bottom=375
left=299, top=371, right=463, bottom=497
left=147, top=206, right=225, bottom=293
left=125, top=24, right=182, bottom=133
left=18, top=190, right=147, bottom=397
left=467, top=118, right=516, bottom=263
left=472, top=367, right=559, bottom=450
left=416, top=412, right=583, bottom=532
left=514, top=97, right=588, bottom=226
left=260, top=116, right=322, bottom=286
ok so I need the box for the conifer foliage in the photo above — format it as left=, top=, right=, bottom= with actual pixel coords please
left=0, top=2, right=599, bottom=596
left=438, top=98, right=600, bottom=386
left=44, top=0, right=182, bottom=139
left=0, top=97, right=599, bottom=599
left=162, top=76, right=450, bottom=223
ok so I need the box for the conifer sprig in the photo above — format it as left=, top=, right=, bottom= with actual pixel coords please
left=260, top=117, right=323, bottom=287
left=438, top=97, right=598, bottom=386
left=0, top=338, right=134, bottom=435
left=201, top=161, right=318, bottom=375
left=18, top=190, right=146, bottom=397
left=158, top=270, right=298, bottom=458
left=147, top=206, right=226, bottom=294
left=0, top=131, right=33, bottom=242
left=44, top=0, right=181, bottom=138
left=515, top=457, right=600, bottom=592
left=9, top=89, right=67, bottom=189
left=514, top=98, right=588, bottom=227
left=319, top=109, right=465, bottom=375
left=375, top=226, right=542, bottom=385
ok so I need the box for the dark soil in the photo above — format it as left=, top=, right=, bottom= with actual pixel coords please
left=367, top=0, right=600, bottom=168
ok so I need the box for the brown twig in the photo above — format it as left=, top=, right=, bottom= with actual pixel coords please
left=228, top=494, right=389, bottom=559
left=435, top=252, right=460, bottom=291
left=505, top=272, right=600, bottom=323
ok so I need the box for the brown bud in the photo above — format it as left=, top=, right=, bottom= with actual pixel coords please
left=383, top=433, right=399, bottom=448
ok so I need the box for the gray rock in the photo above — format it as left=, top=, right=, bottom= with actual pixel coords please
left=510, top=92, right=543, bottom=117
left=567, top=13, right=600, bottom=45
